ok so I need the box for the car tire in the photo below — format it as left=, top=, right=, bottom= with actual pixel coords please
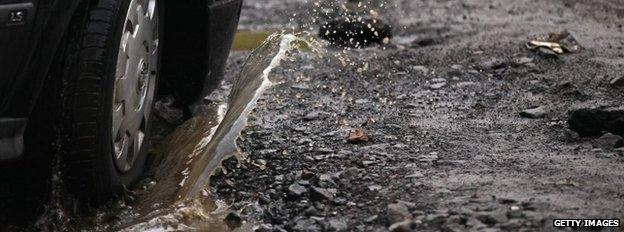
left=58, top=0, right=162, bottom=209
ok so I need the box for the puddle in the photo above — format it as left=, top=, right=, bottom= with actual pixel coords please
left=232, top=30, right=277, bottom=51
left=80, top=33, right=322, bottom=231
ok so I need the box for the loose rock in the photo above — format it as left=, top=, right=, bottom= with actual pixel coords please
left=388, top=219, right=412, bottom=232
left=568, top=108, right=624, bottom=137
left=520, top=106, right=548, bottom=119
left=288, top=183, right=308, bottom=197
left=430, top=82, right=447, bottom=90
left=348, top=128, right=370, bottom=143
left=387, top=203, right=412, bottom=224
left=593, top=133, right=624, bottom=149
left=610, top=76, right=624, bottom=87
left=225, top=211, right=243, bottom=229
left=303, top=111, right=321, bottom=121
left=310, top=187, right=337, bottom=201
left=328, top=218, right=348, bottom=232
left=480, top=58, right=507, bottom=70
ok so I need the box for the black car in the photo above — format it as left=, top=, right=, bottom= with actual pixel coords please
left=0, top=0, right=241, bottom=207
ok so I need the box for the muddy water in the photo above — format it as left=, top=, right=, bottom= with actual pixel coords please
left=100, top=33, right=319, bottom=231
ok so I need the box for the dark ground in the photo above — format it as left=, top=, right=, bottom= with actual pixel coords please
left=209, top=0, right=624, bottom=231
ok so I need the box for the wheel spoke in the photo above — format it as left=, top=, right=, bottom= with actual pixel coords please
left=112, top=102, right=125, bottom=139
left=115, top=133, right=130, bottom=166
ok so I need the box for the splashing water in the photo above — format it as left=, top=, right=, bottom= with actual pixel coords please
left=106, top=33, right=322, bottom=231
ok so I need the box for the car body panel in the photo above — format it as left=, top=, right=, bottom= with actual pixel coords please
left=0, top=0, right=242, bottom=160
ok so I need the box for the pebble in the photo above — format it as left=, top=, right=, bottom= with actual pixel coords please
left=288, top=183, right=308, bottom=197
left=388, top=219, right=412, bottom=232
left=224, top=211, right=243, bottom=229
left=303, top=111, right=321, bottom=121
left=328, top=218, right=348, bottom=231
left=519, top=106, right=548, bottom=119
left=480, top=58, right=507, bottom=70
left=456, top=81, right=476, bottom=88
left=593, top=133, right=624, bottom=149
left=610, top=76, right=624, bottom=87
left=387, top=203, right=411, bottom=224
left=430, top=82, right=447, bottom=90
left=418, top=153, right=439, bottom=162
left=310, top=187, right=337, bottom=201
left=412, top=65, right=429, bottom=74
left=405, top=171, right=424, bottom=178
left=425, top=213, right=448, bottom=226
left=512, top=57, right=534, bottom=66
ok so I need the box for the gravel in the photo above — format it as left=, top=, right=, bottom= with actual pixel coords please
left=209, top=0, right=624, bottom=231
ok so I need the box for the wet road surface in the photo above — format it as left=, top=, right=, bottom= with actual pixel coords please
left=2, top=0, right=624, bottom=231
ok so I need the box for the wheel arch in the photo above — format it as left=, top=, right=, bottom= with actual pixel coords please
left=159, top=0, right=242, bottom=106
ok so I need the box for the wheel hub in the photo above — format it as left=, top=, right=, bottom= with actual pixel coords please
left=112, top=0, right=159, bottom=173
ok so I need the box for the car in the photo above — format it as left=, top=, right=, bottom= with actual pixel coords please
left=0, top=0, right=242, bottom=208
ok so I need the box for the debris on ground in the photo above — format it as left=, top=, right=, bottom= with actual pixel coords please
left=319, top=17, right=392, bottom=48
left=520, top=106, right=548, bottom=119
left=568, top=108, right=624, bottom=137
left=347, top=128, right=370, bottom=143
left=224, top=211, right=243, bottom=229
left=526, top=30, right=582, bottom=56
left=387, top=203, right=412, bottom=224
left=609, top=76, right=624, bottom=87
left=593, top=133, right=624, bottom=149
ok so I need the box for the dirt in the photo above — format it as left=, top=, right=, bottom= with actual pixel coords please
left=208, top=0, right=624, bottom=231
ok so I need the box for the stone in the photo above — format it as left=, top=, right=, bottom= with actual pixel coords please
left=593, top=133, right=624, bottom=149
left=412, top=37, right=437, bottom=46
left=475, top=211, right=507, bottom=225
left=368, top=185, right=382, bottom=191
left=310, top=187, right=337, bottom=201
left=610, top=76, right=624, bottom=87
left=388, top=219, right=413, bottom=232
left=412, top=65, right=429, bottom=74
left=568, top=108, right=624, bottom=137
left=387, top=203, right=412, bottom=224
left=341, top=167, right=360, bottom=180
left=520, top=106, right=548, bottom=119
left=304, top=111, right=321, bottom=121
left=418, top=153, right=439, bottom=162
left=480, top=58, right=507, bottom=70
left=292, top=218, right=321, bottom=231
left=425, top=214, right=448, bottom=226
left=288, top=183, right=308, bottom=197
left=405, top=171, right=424, bottom=179
left=225, top=211, right=243, bottom=229
left=328, top=218, right=348, bottom=232
left=512, top=57, right=534, bottom=66
left=348, top=128, right=369, bottom=143
left=506, top=209, right=524, bottom=219
left=430, top=82, right=447, bottom=90
left=500, top=219, right=523, bottom=230
left=456, top=82, right=476, bottom=88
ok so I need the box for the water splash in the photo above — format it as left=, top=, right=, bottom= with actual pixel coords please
left=179, top=33, right=313, bottom=199
left=112, top=33, right=321, bottom=231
